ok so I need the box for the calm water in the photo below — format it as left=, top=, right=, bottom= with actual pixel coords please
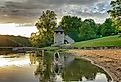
left=0, top=51, right=112, bottom=82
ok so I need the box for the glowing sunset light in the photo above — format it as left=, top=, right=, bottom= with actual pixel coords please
left=0, top=23, right=37, bottom=37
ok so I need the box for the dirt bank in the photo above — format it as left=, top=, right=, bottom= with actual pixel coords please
left=68, top=49, right=121, bottom=82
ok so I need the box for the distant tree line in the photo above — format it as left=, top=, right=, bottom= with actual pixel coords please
left=30, top=0, right=120, bottom=47
left=0, top=35, right=32, bottom=47
left=30, top=10, right=118, bottom=47
left=59, top=16, right=118, bottom=41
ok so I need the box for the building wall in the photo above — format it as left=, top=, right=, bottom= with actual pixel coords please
left=54, top=32, right=64, bottom=46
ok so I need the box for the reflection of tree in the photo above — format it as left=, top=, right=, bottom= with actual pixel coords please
left=34, top=52, right=46, bottom=82
left=34, top=51, right=55, bottom=82
left=34, top=51, right=111, bottom=82
left=62, top=58, right=99, bottom=81
left=34, top=51, right=64, bottom=82
left=29, top=53, right=36, bottom=65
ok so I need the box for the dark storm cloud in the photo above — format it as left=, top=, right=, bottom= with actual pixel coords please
left=0, top=0, right=111, bottom=23
left=56, top=0, right=111, bottom=23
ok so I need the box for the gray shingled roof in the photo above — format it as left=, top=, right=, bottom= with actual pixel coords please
left=54, top=26, right=64, bottom=32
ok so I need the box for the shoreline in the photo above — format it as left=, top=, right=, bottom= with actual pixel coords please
left=67, top=49, right=121, bottom=82
left=81, top=57, right=113, bottom=82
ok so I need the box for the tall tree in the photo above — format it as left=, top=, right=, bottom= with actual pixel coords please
left=59, top=16, right=82, bottom=42
left=30, top=10, right=57, bottom=47
left=100, top=18, right=118, bottom=36
left=79, top=19, right=97, bottom=41
left=108, top=0, right=121, bottom=30
left=96, top=24, right=103, bottom=38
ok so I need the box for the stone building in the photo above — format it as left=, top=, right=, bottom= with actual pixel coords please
left=54, top=26, right=64, bottom=46
left=54, top=26, right=75, bottom=46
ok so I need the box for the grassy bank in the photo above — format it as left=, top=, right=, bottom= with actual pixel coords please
left=71, top=35, right=121, bottom=47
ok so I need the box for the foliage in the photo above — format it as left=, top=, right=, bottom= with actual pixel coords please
left=30, top=9, right=119, bottom=47
left=30, top=10, right=57, bottom=47
left=60, top=15, right=118, bottom=42
left=96, top=24, right=103, bottom=38
left=59, top=16, right=82, bottom=41
left=0, top=35, right=31, bottom=47
left=108, top=0, right=121, bottom=30
left=100, top=18, right=118, bottom=36
left=79, top=19, right=97, bottom=41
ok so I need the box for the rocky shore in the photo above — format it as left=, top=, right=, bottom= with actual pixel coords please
left=68, top=49, right=121, bottom=82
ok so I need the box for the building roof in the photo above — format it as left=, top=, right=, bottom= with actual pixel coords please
left=54, top=26, right=64, bottom=32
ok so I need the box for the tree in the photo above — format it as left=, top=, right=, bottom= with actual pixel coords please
left=100, top=18, right=118, bottom=36
left=79, top=19, right=97, bottom=41
left=59, top=16, right=82, bottom=42
left=96, top=24, right=103, bottom=38
left=30, top=10, right=57, bottom=47
left=108, top=0, right=121, bottom=30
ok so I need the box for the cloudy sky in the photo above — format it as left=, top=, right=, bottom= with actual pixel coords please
left=0, top=0, right=112, bottom=37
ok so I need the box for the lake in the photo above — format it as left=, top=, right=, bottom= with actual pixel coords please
left=0, top=51, right=112, bottom=82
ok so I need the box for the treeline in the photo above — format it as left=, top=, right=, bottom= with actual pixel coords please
left=0, top=35, right=32, bottom=47
left=30, top=0, right=120, bottom=47
left=59, top=16, right=118, bottom=42
left=30, top=10, right=118, bottom=47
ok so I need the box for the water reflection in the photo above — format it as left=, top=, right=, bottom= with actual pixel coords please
left=0, top=51, right=112, bottom=82
left=34, top=51, right=112, bottom=82
left=0, top=53, right=38, bottom=82
left=0, top=53, right=30, bottom=66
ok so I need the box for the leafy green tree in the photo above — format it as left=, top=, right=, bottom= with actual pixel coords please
left=79, top=19, right=97, bottom=41
left=30, top=10, right=57, bottom=47
left=96, top=24, right=103, bottom=38
left=108, top=0, right=121, bottom=30
left=100, top=18, right=118, bottom=36
left=59, top=16, right=82, bottom=42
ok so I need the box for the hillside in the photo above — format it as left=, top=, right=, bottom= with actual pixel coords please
left=0, top=35, right=32, bottom=47
left=72, top=35, right=121, bottom=47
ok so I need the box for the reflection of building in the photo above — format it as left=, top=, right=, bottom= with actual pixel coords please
left=54, top=26, right=75, bottom=46
left=34, top=51, right=110, bottom=82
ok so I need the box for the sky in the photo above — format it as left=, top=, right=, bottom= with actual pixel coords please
left=0, top=0, right=112, bottom=37
left=0, top=23, right=37, bottom=37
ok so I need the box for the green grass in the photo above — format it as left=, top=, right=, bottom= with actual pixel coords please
left=72, top=35, right=121, bottom=47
